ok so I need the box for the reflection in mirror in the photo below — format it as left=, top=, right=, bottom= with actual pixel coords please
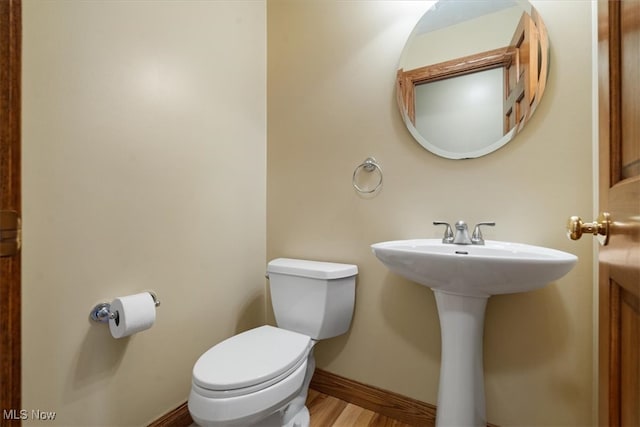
left=397, top=0, right=549, bottom=159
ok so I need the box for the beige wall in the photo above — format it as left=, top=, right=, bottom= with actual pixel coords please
left=267, top=1, right=594, bottom=426
left=22, top=1, right=266, bottom=425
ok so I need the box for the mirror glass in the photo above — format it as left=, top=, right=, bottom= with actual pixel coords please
left=397, top=0, right=549, bottom=159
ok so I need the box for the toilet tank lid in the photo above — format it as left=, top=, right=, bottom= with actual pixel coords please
left=267, top=258, right=358, bottom=280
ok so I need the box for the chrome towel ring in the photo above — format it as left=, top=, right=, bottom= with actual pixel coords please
left=352, top=157, right=383, bottom=194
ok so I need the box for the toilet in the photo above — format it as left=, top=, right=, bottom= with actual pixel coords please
left=188, top=258, right=358, bottom=427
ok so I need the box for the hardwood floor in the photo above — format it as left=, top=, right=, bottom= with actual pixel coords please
left=307, top=390, right=420, bottom=427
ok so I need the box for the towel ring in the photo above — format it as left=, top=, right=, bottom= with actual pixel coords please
left=352, top=157, right=383, bottom=194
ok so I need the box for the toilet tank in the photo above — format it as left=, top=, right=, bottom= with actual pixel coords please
left=267, top=258, right=357, bottom=340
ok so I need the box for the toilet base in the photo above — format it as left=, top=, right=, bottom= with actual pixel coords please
left=284, top=406, right=310, bottom=427
left=258, top=344, right=316, bottom=427
left=259, top=406, right=309, bottom=427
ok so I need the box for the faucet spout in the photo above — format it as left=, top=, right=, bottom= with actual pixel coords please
left=453, top=221, right=472, bottom=245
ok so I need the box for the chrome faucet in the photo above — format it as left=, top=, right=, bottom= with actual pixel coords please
left=453, top=221, right=472, bottom=245
left=433, top=220, right=495, bottom=245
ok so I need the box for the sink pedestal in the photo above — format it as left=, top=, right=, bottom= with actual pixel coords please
left=434, top=290, right=488, bottom=427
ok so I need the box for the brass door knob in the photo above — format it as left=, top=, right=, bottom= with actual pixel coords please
left=567, top=212, right=611, bottom=246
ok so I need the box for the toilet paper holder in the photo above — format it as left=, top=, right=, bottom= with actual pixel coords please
left=90, top=291, right=160, bottom=323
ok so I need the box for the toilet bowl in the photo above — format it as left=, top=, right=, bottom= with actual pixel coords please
left=189, top=326, right=314, bottom=426
left=188, top=258, right=358, bottom=427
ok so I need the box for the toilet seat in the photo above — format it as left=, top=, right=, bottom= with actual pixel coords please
left=192, top=325, right=311, bottom=398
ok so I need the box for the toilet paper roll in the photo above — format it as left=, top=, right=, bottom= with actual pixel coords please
left=108, top=292, right=156, bottom=339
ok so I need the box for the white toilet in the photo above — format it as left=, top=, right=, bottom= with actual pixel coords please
left=188, top=258, right=358, bottom=427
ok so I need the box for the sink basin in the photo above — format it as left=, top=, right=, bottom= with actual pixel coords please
left=371, top=238, right=578, bottom=426
left=371, top=238, right=577, bottom=297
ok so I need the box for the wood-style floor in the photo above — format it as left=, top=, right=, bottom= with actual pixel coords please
left=307, top=390, right=419, bottom=427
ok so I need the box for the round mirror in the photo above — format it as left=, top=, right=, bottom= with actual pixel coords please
left=397, top=0, right=549, bottom=159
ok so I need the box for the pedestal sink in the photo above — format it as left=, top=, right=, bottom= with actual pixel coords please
left=371, top=239, right=577, bottom=427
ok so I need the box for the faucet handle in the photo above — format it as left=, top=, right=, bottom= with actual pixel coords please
left=471, top=222, right=495, bottom=245
left=433, top=221, right=454, bottom=243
